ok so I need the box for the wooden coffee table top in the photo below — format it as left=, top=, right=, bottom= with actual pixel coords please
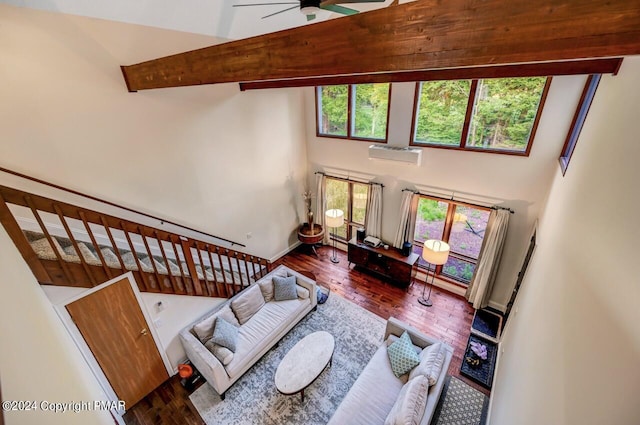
left=275, top=331, right=335, bottom=396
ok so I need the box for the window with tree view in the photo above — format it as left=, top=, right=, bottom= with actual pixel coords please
left=412, top=77, right=550, bottom=155
left=317, top=84, right=390, bottom=141
left=412, top=196, right=490, bottom=285
left=325, top=177, right=368, bottom=242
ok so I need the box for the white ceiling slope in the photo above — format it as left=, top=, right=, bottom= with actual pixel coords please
left=1, top=0, right=394, bottom=40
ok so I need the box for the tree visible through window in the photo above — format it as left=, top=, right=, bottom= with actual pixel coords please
left=325, top=177, right=368, bottom=241
left=317, top=84, right=390, bottom=141
left=412, top=196, right=490, bottom=285
left=412, top=77, right=550, bottom=155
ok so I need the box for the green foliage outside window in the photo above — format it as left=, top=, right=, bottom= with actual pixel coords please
left=414, top=80, right=471, bottom=145
left=353, top=84, right=390, bottom=139
left=467, top=77, right=547, bottom=151
left=318, top=84, right=389, bottom=140
left=319, top=85, right=348, bottom=136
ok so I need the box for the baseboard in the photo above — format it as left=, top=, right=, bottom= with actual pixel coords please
left=269, top=241, right=302, bottom=263
left=487, top=300, right=507, bottom=313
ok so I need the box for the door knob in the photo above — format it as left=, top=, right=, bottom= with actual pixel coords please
left=140, top=328, right=148, bottom=336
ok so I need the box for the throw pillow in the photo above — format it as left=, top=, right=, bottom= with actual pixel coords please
left=387, top=331, right=421, bottom=378
left=204, top=340, right=234, bottom=366
left=257, top=277, right=274, bottom=302
left=408, top=342, right=447, bottom=385
left=273, top=275, right=298, bottom=301
left=296, top=285, right=310, bottom=299
left=231, top=284, right=265, bottom=325
left=193, top=305, right=240, bottom=343
left=211, top=317, right=239, bottom=352
left=384, top=375, right=430, bottom=425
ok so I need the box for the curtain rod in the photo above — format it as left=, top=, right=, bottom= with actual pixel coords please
left=402, top=188, right=514, bottom=214
left=315, top=171, right=384, bottom=187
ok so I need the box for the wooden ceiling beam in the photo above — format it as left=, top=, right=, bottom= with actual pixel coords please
left=238, top=58, right=624, bottom=90
left=121, top=0, right=640, bottom=92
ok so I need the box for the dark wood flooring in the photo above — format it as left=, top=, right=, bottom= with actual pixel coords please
left=124, top=245, right=489, bottom=425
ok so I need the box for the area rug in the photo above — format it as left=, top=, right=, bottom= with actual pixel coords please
left=432, top=376, right=489, bottom=425
left=189, top=293, right=386, bottom=425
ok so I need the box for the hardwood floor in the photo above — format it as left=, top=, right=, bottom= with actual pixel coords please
left=124, top=245, right=490, bottom=425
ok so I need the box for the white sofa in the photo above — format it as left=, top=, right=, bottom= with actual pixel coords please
left=179, top=265, right=317, bottom=399
left=328, top=317, right=453, bottom=425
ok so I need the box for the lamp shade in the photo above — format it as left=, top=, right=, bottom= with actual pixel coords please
left=422, top=239, right=450, bottom=265
left=325, top=209, right=344, bottom=228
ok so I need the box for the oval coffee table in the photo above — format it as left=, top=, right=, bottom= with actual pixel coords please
left=275, top=331, right=335, bottom=402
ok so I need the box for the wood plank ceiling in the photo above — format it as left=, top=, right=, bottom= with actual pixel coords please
left=121, top=0, right=640, bottom=92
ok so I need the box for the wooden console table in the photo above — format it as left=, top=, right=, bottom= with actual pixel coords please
left=347, top=237, right=419, bottom=288
left=297, top=224, right=324, bottom=256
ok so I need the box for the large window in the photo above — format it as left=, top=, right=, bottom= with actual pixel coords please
left=316, top=84, right=391, bottom=142
left=325, top=177, right=369, bottom=241
left=411, top=77, right=551, bottom=155
left=559, top=74, right=601, bottom=175
left=412, top=196, right=490, bottom=285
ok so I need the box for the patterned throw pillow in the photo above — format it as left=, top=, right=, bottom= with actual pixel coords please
left=211, top=317, right=239, bottom=352
left=273, top=275, right=298, bottom=301
left=387, top=331, right=420, bottom=378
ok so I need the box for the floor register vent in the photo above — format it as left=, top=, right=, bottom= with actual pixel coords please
left=368, top=145, right=422, bottom=166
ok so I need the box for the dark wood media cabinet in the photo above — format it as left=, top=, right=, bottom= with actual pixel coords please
left=347, top=238, right=419, bottom=288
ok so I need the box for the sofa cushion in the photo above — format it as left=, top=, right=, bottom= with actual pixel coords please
left=387, top=331, right=420, bottom=378
left=225, top=299, right=308, bottom=379
left=327, top=343, right=405, bottom=425
left=384, top=375, right=430, bottom=425
left=231, top=285, right=266, bottom=325
left=211, top=317, right=239, bottom=352
left=193, top=305, right=239, bottom=343
left=296, top=285, right=310, bottom=299
left=204, top=340, right=234, bottom=366
left=409, top=342, right=447, bottom=385
left=273, top=275, right=298, bottom=301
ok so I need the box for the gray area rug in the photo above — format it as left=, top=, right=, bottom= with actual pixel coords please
left=190, top=293, right=386, bottom=425
left=432, top=376, right=489, bottom=425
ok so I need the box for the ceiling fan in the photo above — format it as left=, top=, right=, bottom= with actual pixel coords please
left=233, top=0, right=386, bottom=21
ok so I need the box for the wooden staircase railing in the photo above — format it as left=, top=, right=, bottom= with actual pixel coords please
left=0, top=185, right=271, bottom=297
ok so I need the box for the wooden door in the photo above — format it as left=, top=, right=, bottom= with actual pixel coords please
left=66, top=277, right=168, bottom=407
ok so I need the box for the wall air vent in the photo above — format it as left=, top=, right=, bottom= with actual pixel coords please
left=368, top=145, right=422, bottom=166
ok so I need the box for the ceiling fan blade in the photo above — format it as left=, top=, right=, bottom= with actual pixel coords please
left=321, top=0, right=385, bottom=5
left=306, top=13, right=316, bottom=21
left=321, top=4, right=359, bottom=15
left=233, top=2, right=298, bottom=6
left=262, top=5, right=299, bottom=18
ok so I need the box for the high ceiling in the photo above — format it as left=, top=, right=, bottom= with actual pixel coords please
left=1, top=0, right=395, bottom=40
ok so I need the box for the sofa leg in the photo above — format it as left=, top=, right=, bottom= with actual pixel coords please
left=313, top=306, right=318, bottom=312
left=220, top=392, right=226, bottom=401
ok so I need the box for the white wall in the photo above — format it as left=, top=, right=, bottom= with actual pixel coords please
left=0, top=227, right=113, bottom=425
left=489, top=57, right=640, bottom=425
left=305, top=78, right=587, bottom=309
left=0, top=4, right=308, bottom=262
left=42, top=286, right=224, bottom=371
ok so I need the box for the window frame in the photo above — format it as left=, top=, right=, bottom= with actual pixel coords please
left=559, top=74, right=601, bottom=175
left=409, top=77, right=552, bottom=156
left=411, top=194, right=491, bottom=286
left=315, top=84, right=392, bottom=143
left=324, top=176, right=370, bottom=242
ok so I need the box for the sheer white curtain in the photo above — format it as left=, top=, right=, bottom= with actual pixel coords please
left=316, top=174, right=330, bottom=244
left=466, top=209, right=510, bottom=309
left=365, top=184, right=383, bottom=239
left=393, top=191, right=416, bottom=249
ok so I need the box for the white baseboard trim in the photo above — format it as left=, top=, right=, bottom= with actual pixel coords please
left=269, top=241, right=302, bottom=263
